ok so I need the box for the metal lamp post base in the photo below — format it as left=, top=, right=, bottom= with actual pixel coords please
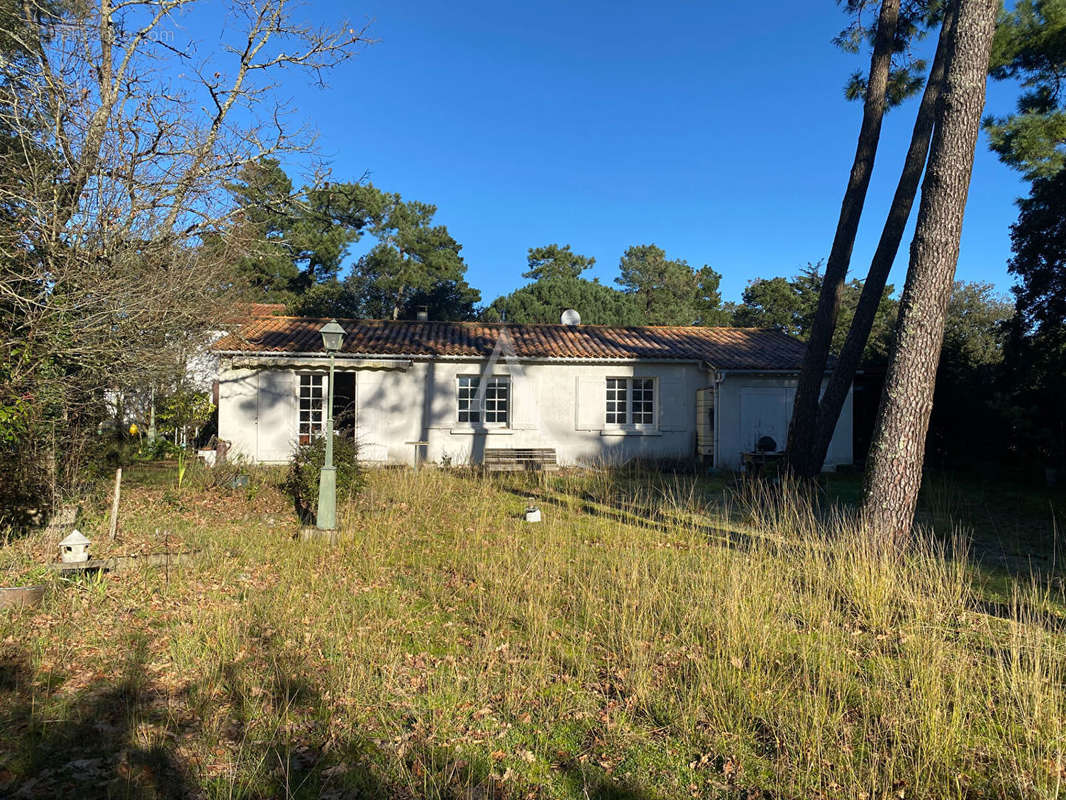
left=299, top=526, right=338, bottom=544
left=316, top=465, right=337, bottom=531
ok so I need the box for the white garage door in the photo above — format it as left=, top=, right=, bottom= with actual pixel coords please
left=739, top=387, right=794, bottom=453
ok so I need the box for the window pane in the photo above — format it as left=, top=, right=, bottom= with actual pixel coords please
left=606, top=377, right=626, bottom=424
left=457, top=376, right=482, bottom=423
left=484, top=377, right=508, bottom=423
left=632, top=378, right=654, bottom=424
left=604, top=377, right=655, bottom=425
left=457, top=376, right=509, bottom=424
left=298, top=374, right=326, bottom=439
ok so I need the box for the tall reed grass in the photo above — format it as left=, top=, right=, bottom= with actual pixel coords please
left=0, top=464, right=1063, bottom=799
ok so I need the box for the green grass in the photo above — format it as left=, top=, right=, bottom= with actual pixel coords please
left=1, top=463, right=1064, bottom=799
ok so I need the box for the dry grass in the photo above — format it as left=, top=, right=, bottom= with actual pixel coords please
left=0, top=463, right=1064, bottom=799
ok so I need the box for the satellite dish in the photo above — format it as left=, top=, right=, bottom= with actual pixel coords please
left=560, top=308, right=581, bottom=326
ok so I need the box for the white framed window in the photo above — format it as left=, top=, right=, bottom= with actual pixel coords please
left=298, top=373, right=325, bottom=445
left=605, top=377, right=655, bottom=427
left=457, top=375, right=509, bottom=425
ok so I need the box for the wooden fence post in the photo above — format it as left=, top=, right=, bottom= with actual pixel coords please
left=108, top=467, right=122, bottom=541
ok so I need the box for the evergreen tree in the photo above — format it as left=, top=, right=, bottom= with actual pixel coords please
left=927, top=282, right=1015, bottom=467
left=226, top=174, right=479, bottom=321
left=484, top=276, right=643, bottom=325
left=224, top=160, right=364, bottom=299
left=287, top=280, right=362, bottom=319
left=862, top=0, right=1000, bottom=541
left=1000, top=171, right=1066, bottom=467
left=1007, top=169, right=1066, bottom=336
left=346, top=188, right=469, bottom=320
left=985, top=0, right=1066, bottom=179
left=803, top=0, right=958, bottom=475
left=615, top=244, right=726, bottom=325
left=733, top=276, right=811, bottom=335
left=523, top=244, right=596, bottom=280
left=732, top=264, right=898, bottom=365
left=788, top=0, right=907, bottom=475
left=981, top=1, right=1066, bottom=469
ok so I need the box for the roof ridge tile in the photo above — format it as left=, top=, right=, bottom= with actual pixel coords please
left=212, top=318, right=809, bottom=370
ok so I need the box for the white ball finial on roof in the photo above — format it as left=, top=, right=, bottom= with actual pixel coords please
left=560, top=309, right=581, bottom=326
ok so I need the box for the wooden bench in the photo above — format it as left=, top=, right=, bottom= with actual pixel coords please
left=483, top=448, right=559, bottom=472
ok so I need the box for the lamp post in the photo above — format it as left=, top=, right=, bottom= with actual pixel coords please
left=316, top=319, right=345, bottom=531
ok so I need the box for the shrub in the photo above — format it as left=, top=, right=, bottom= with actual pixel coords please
left=283, top=435, right=363, bottom=522
left=137, top=437, right=182, bottom=461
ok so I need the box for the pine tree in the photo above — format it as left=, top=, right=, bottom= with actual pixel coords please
left=804, top=1, right=958, bottom=474
left=615, top=244, right=725, bottom=325
left=350, top=191, right=469, bottom=320
left=786, top=0, right=904, bottom=477
left=862, top=0, right=1000, bottom=541
left=985, top=0, right=1066, bottom=179
left=522, top=244, right=596, bottom=281
left=222, top=159, right=363, bottom=299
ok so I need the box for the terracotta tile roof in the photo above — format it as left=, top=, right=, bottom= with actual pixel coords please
left=214, top=317, right=812, bottom=371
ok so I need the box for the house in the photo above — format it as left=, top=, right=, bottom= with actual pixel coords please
left=103, top=304, right=289, bottom=440
left=190, top=303, right=288, bottom=400
left=212, top=316, right=853, bottom=470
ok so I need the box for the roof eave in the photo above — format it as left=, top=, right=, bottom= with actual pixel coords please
left=217, top=349, right=711, bottom=366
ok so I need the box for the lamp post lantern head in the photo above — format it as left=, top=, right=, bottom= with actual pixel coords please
left=320, top=319, right=345, bottom=352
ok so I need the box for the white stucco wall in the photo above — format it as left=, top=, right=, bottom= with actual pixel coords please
left=713, top=373, right=852, bottom=470
left=216, top=366, right=259, bottom=460
left=184, top=331, right=229, bottom=394
left=216, top=357, right=853, bottom=470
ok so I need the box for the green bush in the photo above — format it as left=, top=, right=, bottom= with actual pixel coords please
left=283, top=435, right=363, bottom=522
left=137, top=437, right=182, bottom=461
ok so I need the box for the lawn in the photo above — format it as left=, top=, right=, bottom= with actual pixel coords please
left=1, top=462, right=1064, bottom=799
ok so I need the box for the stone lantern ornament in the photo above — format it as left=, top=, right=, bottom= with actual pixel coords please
left=58, top=530, right=91, bottom=563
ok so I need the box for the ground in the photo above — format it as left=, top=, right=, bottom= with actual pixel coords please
left=0, top=462, right=1064, bottom=799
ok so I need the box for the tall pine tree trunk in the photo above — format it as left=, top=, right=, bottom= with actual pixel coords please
left=786, top=0, right=902, bottom=478
left=806, top=1, right=958, bottom=474
left=862, top=0, right=998, bottom=541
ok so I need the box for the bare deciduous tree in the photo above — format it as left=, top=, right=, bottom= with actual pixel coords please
left=0, top=0, right=370, bottom=517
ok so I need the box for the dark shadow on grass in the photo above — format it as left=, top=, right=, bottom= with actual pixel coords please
left=0, top=632, right=195, bottom=799
left=492, top=466, right=1066, bottom=636
left=555, top=754, right=783, bottom=800
left=392, top=740, right=670, bottom=800
left=493, top=466, right=762, bottom=555
left=0, top=625, right=398, bottom=799
left=556, top=757, right=662, bottom=800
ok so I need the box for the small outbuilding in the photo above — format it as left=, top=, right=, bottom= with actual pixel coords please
left=212, top=316, right=853, bottom=470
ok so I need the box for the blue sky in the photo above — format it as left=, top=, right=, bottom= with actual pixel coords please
left=217, top=0, right=1028, bottom=306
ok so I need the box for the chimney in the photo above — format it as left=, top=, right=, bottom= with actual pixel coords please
left=416, top=306, right=429, bottom=321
